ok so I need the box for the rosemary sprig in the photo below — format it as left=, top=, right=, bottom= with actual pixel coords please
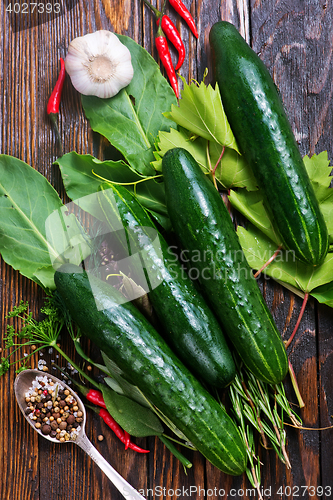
left=228, top=363, right=303, bottom=479
left=228, top=383, right=263, bottom=499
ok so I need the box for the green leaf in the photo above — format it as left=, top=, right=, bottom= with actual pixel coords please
left=311, top=281, right=333, bottom=308
left=101, top=352, right=151, bottom=408
left=212, top=142, right=257, bottom=191
left=153, top=128, right=257, bottom=190
left=33, top=266, right=59, bottom=290
left=56, top=152, right=168, bottom=223
left=237, top=224, right=333, bottom=293
left=153, top=127, right=208, bottom=172
left=101, top=383, right=164, bottom=437
left=165, top=78, right=239, bottom=152
left=230, top=151, right=333, bottom=243
left=0, top=155, right=90, bottom=290
left=81, top=35, right=177, bottom=177
left=100, top=355, right=188, bottom=442
left=230, top=150, right=333, bottom=300
left=304, top=151, right=333, bottom=237
left=155, top=76, right=257, bottom=191
left=229, top=189, right=281, bottom=245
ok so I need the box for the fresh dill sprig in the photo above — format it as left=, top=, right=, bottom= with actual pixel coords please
left=0, top=296, right=75, bottom=376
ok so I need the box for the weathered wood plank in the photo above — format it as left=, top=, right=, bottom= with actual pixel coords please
left=250, top=1, right=333, bottom=496
left=317, top=303, right=333, bottom=492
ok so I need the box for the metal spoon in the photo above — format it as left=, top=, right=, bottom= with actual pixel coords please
left=14, top=369, right=145, bottom=500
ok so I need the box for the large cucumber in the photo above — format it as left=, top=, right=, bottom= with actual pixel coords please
left=162, top=148, right=288, bottom=384
left=209, top=21, right=328, bottom=266
left=54, top=264, right=247, bottom=475
left=96, top=183, right=235, bottom=388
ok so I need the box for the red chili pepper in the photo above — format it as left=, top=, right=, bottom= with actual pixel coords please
left=168, top=0, right=198, bottom=38
left=86, top=389, right=107, bottom=409
left=98, top=408, right=150, bottom=453
left=155, top=35, right=179, bottom=98
left=47, top=57, right=66, bottom=115
left=99, top=408, right=125, bottom=440
left=157, top=16, right=185, bottom=71
left=124, top=430, right=131, bottom=450
left=53, top=367, right=150, bottom=454
left=126, top=441, right=150, bottom=454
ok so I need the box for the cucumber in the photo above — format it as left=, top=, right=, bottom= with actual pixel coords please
left=54, top=264, right=247, bottom=475
left=97, top=183, right=235, bottom=388
left=162, top=148, right=288, bottom=384
left=209, top=21, right=329, bottom=266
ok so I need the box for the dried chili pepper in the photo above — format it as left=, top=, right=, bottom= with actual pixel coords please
left=168, top=0, right=198, bottom=38
left=47, top=57, right=66, bottom=115
left=157, top=15, right=185, bottom=70
left=155, top=34, right=179, bottom=98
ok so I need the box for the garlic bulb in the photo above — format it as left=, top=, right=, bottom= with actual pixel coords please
left=65, top=30, right=134, bottom=99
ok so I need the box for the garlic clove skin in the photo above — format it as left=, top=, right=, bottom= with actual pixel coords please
left=65, top=30, right=134, bottom=99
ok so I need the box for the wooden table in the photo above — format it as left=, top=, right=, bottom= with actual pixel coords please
left=1, top=1, right=333, bottom=499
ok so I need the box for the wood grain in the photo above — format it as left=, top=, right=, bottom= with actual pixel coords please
left=0, top=0, right=333, bottom=499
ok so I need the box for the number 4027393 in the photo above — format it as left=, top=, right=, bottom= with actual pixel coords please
left=277, top=485, right=331, bottom=497
left=6, top=3, right=61, bottom=14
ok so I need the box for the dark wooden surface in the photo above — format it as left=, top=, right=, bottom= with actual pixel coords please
left=1, top=1, right=333, bottom=499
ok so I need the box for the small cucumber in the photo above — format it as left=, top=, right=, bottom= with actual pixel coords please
left=209, top=21, right=328, bottom=266
left=97, top=183, right=235, bottom=388
left=162, top=148, right=288, bottom=385
left=54, top=264, right=247, bottom=475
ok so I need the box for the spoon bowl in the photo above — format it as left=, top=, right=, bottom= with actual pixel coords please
left=14, top=369, right=145, bottom=500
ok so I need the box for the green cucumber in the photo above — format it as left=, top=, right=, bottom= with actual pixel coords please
left=96, top=183, right=235, bottom=388
left=162, top=148, right=288, bottom=384
left=54, top=264, right=247, bottom=475
left=209, top=21, right=329, bottom=266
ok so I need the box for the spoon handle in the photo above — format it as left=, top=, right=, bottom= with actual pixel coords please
left=76, top=434, right=146, bottom=500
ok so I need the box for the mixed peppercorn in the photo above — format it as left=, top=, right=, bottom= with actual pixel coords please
left=24, top=375, right=83, bottom=441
